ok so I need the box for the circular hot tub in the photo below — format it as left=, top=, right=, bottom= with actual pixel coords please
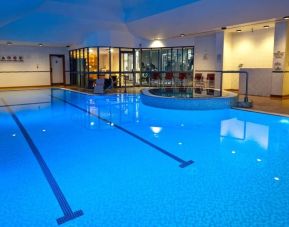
left=141, top=87, right=238, bottom=110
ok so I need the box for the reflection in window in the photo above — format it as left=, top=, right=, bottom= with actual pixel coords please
left=89, top=48, right=98, bottom=72
left=141, top=49, right=150, bottom=72
left=99, top=48, right=110, bottom=72
left=183, top=47, right=194, bottom=71
left=161, top=48, right=172, bottom=71
left=151, top=49, right=159, bottom=71
left=110, top=48, right=119, bottom=72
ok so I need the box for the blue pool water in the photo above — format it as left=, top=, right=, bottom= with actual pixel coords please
left=1, top=88, right=289, bottom=226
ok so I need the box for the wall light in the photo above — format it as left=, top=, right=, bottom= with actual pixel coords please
left=7, top=42, right=12, bottom=45
left=39, top=43, right=43, bottom=47
left=263, top=25, right=269, bottom=28
left=221, top=27, right=227, bottom=30
left=236, top=29, right=242, bottom=32
left=180, top=34, right=185, bottom=37
left=284, top=16, right=289, bottom=20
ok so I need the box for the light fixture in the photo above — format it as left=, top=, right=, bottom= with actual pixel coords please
left=221, top=27, right=227, bottom=30
left=66, top=45, right=71, bottom=48
left=180, top=34, right=185, bottom=37
left=263, top=25, right=269, bottom=29
left=39, top=43, right=43, bottom=47
left=236, top=29, right=242, bottom=32
left=7, top=42, right=12, bottom=45
left=283, top=16, right=289, bottom=20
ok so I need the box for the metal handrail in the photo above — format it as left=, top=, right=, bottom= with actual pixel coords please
left=195, top=70, right=249, bottom=103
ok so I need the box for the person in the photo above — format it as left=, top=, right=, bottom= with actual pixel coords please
left=104, top=76, right=113, bottom=90
left=150, top=63, right=156, bottom=71
left=165, top=61, right=172, bottom=71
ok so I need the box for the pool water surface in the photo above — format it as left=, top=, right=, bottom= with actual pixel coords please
left=0, top=88, right=289, bottom=226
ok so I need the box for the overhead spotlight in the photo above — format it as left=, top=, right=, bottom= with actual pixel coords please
left=221, top=27, right=227, bottom=30
left=39, top=43, right=43, bottom=47
left=283, top=16, right=289, bottom=20
left=263, top=25, right=270, bottom=28
left=180, top=33, right=185, bottom=37
left=7, top=42, right=12, bottom=45
left=236, top=29, right=242, bottom=32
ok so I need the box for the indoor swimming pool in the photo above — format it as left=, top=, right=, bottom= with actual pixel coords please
left=1, top=88, right=289, bottom=226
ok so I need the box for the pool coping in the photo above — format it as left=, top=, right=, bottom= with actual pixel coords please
left=140, top=88, right=238, bottom=110
left=232, top=107, right=289, bottom=118
left=141, top=88, right=237, bottom=100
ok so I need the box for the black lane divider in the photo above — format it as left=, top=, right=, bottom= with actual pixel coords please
left=51, top=95, right=194, bottom=168
left=1, top=98, right=83, bottom=225
left=0, top=101, right=51, bottom=108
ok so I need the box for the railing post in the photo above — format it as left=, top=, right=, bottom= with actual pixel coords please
left=220, top=71, right=223, bottom=97
left=124, top=74, right=127, bottom=93
left=244, top=72, right=249, bottom=102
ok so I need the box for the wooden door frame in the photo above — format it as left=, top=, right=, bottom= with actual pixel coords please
left=49, top=54, right=66, bottom=85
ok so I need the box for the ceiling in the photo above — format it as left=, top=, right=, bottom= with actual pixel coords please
left=0, top=0, right=288, bottom=47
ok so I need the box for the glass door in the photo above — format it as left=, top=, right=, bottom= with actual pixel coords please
left=121, top=50, right=135, bottom=86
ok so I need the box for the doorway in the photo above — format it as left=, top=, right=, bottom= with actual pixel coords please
left=120, top=51, right=135, bottom=86
left=50, top=55, right=65, bottom=85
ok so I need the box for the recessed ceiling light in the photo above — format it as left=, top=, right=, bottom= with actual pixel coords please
left=236, top=29, right=242, bottom=32
left=180, top=34, right=185, bottom=37
left=263, top=25, right=269, bottom=28
left=283, top=16, right=289, bottom=20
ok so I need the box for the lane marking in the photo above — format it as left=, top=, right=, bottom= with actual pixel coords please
left=51, top=95, right=194, bottom=168
left=1, top=98, right=83, bottom=225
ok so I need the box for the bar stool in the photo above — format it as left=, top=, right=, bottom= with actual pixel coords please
left=163, top=72, right=174, bottom=86
left=178, top=72, right=187, bottom=86
left=150, top=71, right=161, bottom=86
left=206, top=73, right=215, bottom=88
left=194, top=73, right=205, bottom=88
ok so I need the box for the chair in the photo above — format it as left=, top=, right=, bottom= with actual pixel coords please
left=163, top=72, right=174, bottom=86
left=206, top=73, right=215, bottom=88
left=178, top=72, right=187, bottom=86
left=194, top=73, right=204, bottom=88
left=206, top=89, right=215, bottom=96
left=150, top=71, right=161, bottom=86
left=194, top=87, right=203, bottom=94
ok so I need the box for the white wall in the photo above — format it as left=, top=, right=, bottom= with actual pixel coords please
left=223, top=28, right=274, bottom=90
left=230, top=28, right=274, bottom=69
left=194, top=34, right=217, bottom=71
left=0, top=45, right=69, bottom=88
